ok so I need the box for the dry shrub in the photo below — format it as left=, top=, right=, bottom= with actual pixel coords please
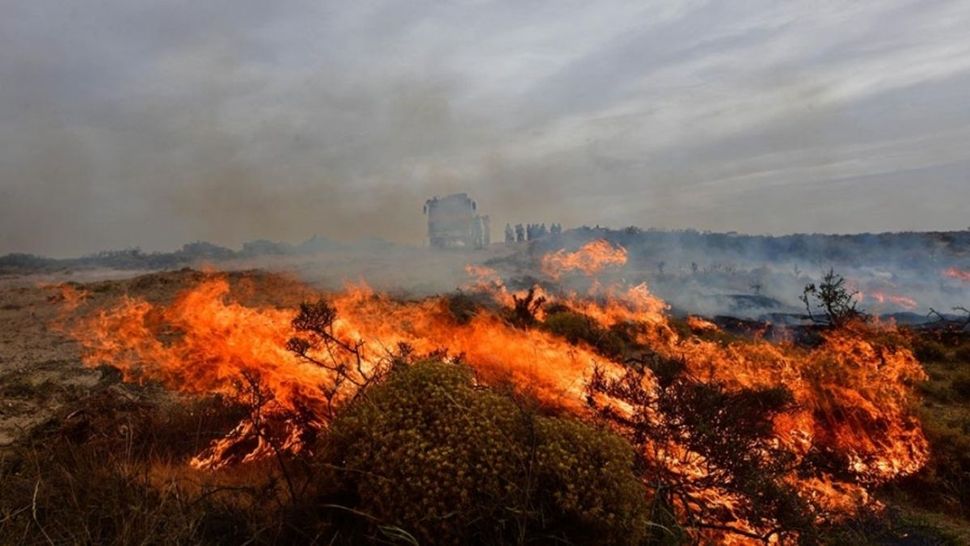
left=896, top=407, right=970, bottom=521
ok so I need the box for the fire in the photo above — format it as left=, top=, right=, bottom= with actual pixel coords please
left=463, top=263, right=514, bottom=306
left=61, top=242, right=931, bottom=543
left=686, top=315, right=718, bottom=331
left=70, top=277, right=611, bottom=459
left=541, top=239, right=628, bottom=279
left=74, top=279, right=320, bottom=407
left=859, top=290, right=918, bottom=310
left=54, top=283, right=89, bottom=312
left=943, top=266, right=970, bottom=282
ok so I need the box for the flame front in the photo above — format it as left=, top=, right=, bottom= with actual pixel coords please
left=541, top=239, right=628, bottom=279
left=63, top=241, right=930, bottom=542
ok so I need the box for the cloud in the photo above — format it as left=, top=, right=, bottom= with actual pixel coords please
left=1, top=0, right=968, bottom=256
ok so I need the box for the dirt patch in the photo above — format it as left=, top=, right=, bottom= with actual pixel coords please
left=0, top=268, right=316, bottom=448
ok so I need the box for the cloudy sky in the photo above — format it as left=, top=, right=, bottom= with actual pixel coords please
left=2, top=0, right=969, bottom=256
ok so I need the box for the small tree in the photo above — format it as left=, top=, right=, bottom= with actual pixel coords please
left=800, top=268, right=864, bottom=327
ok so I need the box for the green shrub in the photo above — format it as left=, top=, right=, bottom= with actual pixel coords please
left=542, top=310, right=628, bottom=359
left=897, top=407, right=970, bottom=520
left=313, top=361, right=651, bottom=545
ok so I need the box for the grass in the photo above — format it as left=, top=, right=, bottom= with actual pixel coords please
left=3, top=305, right=969, bottom=545
left=0, top=386, right=279, bottom=545
left=0, top=362, right=658, bottom=545
left=877, top=327, right=970, bottom=540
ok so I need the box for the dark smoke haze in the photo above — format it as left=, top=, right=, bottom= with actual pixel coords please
left=2, top=1, right=969, bottom=257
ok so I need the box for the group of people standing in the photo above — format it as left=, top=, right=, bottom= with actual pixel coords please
left=504, top=223, right=562, bottom=243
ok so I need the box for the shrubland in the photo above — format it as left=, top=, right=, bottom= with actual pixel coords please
left=3, top=266, right=968, bottom=545
left=1, top=361, right=652, bottom=545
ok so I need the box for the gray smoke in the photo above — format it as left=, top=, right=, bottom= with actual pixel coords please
left=2, top=1, right=969, bottom=257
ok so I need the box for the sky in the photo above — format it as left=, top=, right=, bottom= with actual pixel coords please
left=1, top=0, right=969, bottom=257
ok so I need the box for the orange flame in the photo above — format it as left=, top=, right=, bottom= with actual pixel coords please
left=61, top=244, right=930, bottom=542
left=860, top=290, right=918, bottom=310
left=540, top=239, right=628, bottom=279
left=55, top=283, right=89, bottom=312
left=686, top=315, right=718, bottom=332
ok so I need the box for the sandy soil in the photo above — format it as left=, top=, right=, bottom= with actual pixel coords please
left=0, top=268, right=318, bottom=447
left=0, top=277, right=98, bottom=446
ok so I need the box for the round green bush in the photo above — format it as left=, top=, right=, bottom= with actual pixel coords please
left=315, top=361, right=651, bottom=545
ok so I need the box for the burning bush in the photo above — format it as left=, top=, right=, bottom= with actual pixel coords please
left=586, top=360, right=815, bottom=544
left=56, top=257, right=936, bottom=543
left=311, top=360, right=652, bottom=545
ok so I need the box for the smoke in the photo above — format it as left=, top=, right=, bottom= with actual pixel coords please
left=2, top=1, right=969, bottom=257
left=522, top=229, right=970, bottom=321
